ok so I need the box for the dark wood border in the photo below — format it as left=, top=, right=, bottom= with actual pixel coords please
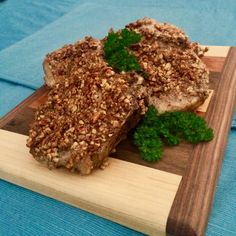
left=0, top=86, right=47, bottom=127
left=166, top=47, right=236, bottom=236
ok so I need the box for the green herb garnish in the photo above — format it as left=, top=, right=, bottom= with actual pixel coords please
left=134, top=106, right=214, bottom=162
left=104, top=28, right=142, bottom=72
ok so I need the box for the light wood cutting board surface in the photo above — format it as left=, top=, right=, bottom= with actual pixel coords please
left=0, top=129, right=181, bottom=236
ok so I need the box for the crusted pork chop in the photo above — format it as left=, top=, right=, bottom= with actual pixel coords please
left=126, top=17, right=209, bottom=113
left=27, top=37, right=145, bottom=174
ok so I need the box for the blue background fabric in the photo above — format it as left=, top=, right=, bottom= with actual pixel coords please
left=0, top=0, right=236, bottom=235
left=0, top=0, right=80, bottom=51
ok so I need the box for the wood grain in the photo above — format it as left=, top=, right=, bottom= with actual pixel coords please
left=201, top=56, right=225, bottom=72
left=0, top=129, right=181, bottom=236
left=0, top=86, right=48, bottom=128
left=167, top=47, right=236, bottom=236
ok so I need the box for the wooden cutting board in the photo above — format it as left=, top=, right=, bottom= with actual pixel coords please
left=0, top=46, right=235, bottom=236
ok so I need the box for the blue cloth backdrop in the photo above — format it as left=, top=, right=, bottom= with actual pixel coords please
left=0, top=0, right=236, bottom=235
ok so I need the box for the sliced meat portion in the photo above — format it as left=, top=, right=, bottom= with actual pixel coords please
left=126, top=17, right=209, bottom=113
left=27, top=37, right=145, bottom=174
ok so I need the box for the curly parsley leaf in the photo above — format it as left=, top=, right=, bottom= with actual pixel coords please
left=134, top=126, right=163, bottom=162
left=104, top=29, right=142, bottom=72
left=134, top=106, right=214, bottom=162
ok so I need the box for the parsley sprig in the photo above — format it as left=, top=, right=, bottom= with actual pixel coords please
left=104, top=28, right=142, bottom=72
left=134, top=106, right=214, bottom=162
